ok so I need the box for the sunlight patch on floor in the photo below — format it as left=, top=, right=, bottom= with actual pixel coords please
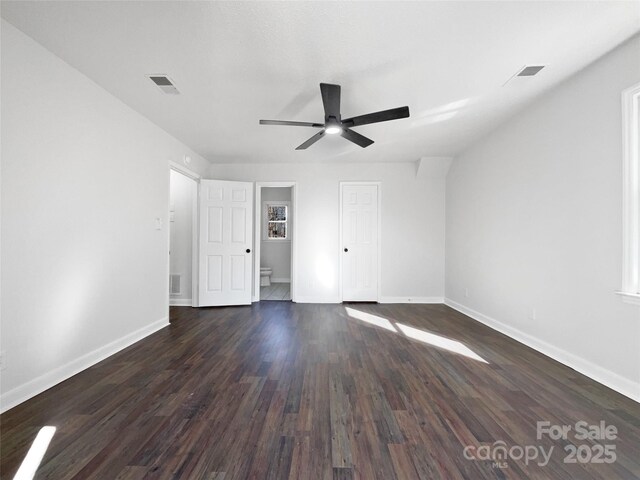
left=13, top=426, right=56, bottom=480
left=345, top=307, right=397, bottom=332
left=396, top=322, right=488, bottom=363
left=345, top=306, right=488, bottom=363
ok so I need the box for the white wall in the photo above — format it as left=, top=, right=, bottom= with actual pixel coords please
left=0, top=20, right=209, bottom=411
left=212, top=159, right=450, bottom=303
left=261, top=187, right=292, bottom=282
left=169, top=170, right=197, bottom=304
left=446, top=34, right=640, bottom=400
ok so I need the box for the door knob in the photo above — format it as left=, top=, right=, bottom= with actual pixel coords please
left=344, top=248, right=348, bottom=252
left=246, top=249, right=251, bottom=253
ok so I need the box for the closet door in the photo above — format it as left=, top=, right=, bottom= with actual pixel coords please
left=341, top=184, right=379, bottom=302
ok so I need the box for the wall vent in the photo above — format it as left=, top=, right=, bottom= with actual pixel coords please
left=517, top=65, right=545, bottom=77
left=170, top=274, right=182, bottom=295
left=147, top=75, right=180, bottom=95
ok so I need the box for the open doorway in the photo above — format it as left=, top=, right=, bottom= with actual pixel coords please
left=169, top=168, right=198, bottom=307
left=255, top=183, right=296, bottom=302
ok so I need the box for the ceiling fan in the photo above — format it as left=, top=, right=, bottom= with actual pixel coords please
left=260, top=83, right=410, bottom=150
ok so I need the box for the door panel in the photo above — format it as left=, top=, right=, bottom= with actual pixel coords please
left=230, top=255, right=245, bottom=290
left=207, top=255, right=223, bottom=291
left=199, top=179, right=253, bottom=306
left=341, top=184, right=378, bottom=301
left=207, top=207, right=223, bottom=242
left=231, top=207, right=246, bottom=243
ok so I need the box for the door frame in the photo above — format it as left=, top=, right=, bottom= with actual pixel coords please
left=169, top=161, right=200, bottom=307
left=254, top=182, right=298, bottom=302
left=339, top=181, right=382, bottom=303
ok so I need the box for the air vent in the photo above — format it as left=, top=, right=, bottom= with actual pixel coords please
left=503, top=65, right=546, bottom=86
left=147, top=74, right=180, bottom=95
left=517, top=65, right=545, bottom=77
left=170, top=274, right=181, bottom=295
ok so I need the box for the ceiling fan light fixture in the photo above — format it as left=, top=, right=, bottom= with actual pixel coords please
left=259, top=82, right=410, bottom=149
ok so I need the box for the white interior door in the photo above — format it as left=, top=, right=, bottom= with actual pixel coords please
left=198, top=179, right=253, bottom=306
left=341, top=184, right=379, bottom=301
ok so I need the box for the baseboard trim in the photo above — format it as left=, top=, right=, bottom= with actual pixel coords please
left=379, top=296, right=444, bottom=304
left=169, top=298, right=193, bottom=307
left=293, top=296, right=445, bottom=305
left=270, top=278, right=291, bottom=283
left=444, top=298, right=640, bottom=403
left=0, top=317, right=169, bottom=413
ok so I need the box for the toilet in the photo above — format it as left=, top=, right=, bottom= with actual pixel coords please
left=260, top=267, right=272, bottom=286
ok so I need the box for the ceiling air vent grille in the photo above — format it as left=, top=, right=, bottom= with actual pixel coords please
left=147, top=75, right=180, bottom=95
left=503, top=65, right=546, bottom=86
left=517, top=65, right=545, bottom=77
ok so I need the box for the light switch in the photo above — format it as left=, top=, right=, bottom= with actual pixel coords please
left=155, top=217, right=163, bottom=230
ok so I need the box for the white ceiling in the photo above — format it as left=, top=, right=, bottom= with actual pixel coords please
left=2, top=1, right=639, bottom=164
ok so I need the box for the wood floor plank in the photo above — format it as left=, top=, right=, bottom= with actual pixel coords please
left=1, top=303, right=639, bottom=480
left=329, top=369, right=353, bottom=468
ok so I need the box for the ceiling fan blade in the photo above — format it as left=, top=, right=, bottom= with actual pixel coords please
left=342, top=106, right=410, bottom=127
left=340, top=128, right=374, bottom=148
left=320, top=83, right=341, bottom=120
left=295, top=130, right=326, bottom=150
left=260, top=119, right=323, bottom=127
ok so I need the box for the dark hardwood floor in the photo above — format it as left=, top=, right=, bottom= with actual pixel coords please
left=1, top=303, right=639, bottom=479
